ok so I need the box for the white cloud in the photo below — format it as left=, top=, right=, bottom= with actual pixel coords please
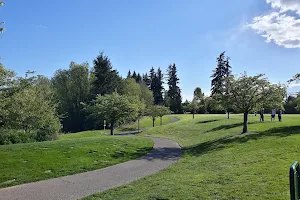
left=248, top=0, right=300, bottom=48
left=34, top=24, right=47, bottom=29
left=289, top=83, right=300, bottom=88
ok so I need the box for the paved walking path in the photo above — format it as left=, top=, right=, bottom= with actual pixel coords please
left=0, top=137, right=181, bottom=200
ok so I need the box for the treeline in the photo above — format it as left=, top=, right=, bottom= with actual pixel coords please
left=0, top=52, right=182, bottom=144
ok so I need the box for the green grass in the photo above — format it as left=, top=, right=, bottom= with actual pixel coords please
left=0, top=136, right=153, bottom=188
left=85, top=114, right=300, bottom=200
left=118, top=116, right=174, bottom=132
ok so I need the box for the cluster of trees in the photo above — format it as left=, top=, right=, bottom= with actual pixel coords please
left=52, top=52, right=173, bottom=135
left=0, top=51, right=175, bottom=143
left=0, top=65, right=61, bottom=144
left=183, top=52, right=287, bottom=133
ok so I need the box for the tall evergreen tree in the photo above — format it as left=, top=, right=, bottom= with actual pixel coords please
left=132, top=71, right=137, bottom=80
left=156, top=68, right=164, bottom=105
left=211, top=51, right=226, bottom=95
left=142, top=73, right=150, bottom=87
left=136, top=73, right=142, bottom=83
left=167, top=63, right=183, bottom=113
left=127, top=70, right=131, bottom=79
left=210, top=51, right=232, bottom=118
left=149, top=67, right=164, bottom=105
left=91, top=52, right=122, bottom=97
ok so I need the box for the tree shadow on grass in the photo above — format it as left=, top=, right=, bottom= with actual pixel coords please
left=196, top=119, right=219, bottom=124
left=111, top=146, right=181, bottom=161
left=204, top=122, right=259, bottom=133
left=185, top=125, right=300, bottom=157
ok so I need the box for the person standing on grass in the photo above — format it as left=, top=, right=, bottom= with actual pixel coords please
left=278, top=109, right=282, bottom=122
left=271, top=108, right=276, bottom=121
left=260, top=108, right=264, bottom=122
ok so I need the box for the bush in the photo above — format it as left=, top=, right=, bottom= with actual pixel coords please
left=0, top=129, right=36, bottom=145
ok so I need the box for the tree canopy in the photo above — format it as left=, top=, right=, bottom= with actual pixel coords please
left=225, top=73, right=286, bottom=133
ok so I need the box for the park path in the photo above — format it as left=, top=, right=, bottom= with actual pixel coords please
left=0, top=117, right=181, bottom=200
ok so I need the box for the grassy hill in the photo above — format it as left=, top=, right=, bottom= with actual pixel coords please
left=86, top=114, right=300, bottom=200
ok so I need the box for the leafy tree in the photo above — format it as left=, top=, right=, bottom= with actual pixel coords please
left=140, top=83, right=154, bottom=108
left=91, top=52, right=122, bottom=97
left=194, top=87, right=204, bottom=101
left=157, top=106, right=170, bottom=125
left=52, top=62, right=90, bottom=132
left=225, top=73, right=286, bottom=133
left=88, top=92, right=139, bottom=135
left=167, top=64, right=183, bottom=113
left=283, top=95, right=300, bottom=114
left=120, top=78, right=142, bottom=98
left=0, top=1, right=5, bottom=33
left=190, top=99, right=199, bottom=119
left=211, top=52, right=232, bottom=118
left=146, top=106, right=160, bottom=127
left=288, top=73, right=300, bottom=83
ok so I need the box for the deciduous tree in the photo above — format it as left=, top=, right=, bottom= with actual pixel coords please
left=225, top=73, right=286, bottom=133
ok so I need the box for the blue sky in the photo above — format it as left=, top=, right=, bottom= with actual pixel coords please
left=1, top=0, right=300, bottom=100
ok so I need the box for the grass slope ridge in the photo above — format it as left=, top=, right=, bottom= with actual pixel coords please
left=85, top=114, right=300, bottom=200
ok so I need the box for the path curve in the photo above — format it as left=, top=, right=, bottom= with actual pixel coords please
left=0, top=137, right=181, bottom=200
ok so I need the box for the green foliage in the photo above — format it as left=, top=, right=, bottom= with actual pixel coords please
left=87, top=93, right=139, bottom=135
left=0, top=65, right=60, bottom=144
left=52, top=62, right=90, bottom=132
left=167, top=64, right=183, bottom=113
left=91, top=52, right=122, bottom=97
left=0, top=129, right=35, bottom=145
left=225, top=73, right=286, bottom=133
left=146, top=105, right=170, bottom=127
left=149, top=67, right=164, bottom=105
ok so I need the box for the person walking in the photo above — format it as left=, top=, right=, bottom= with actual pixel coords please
left=271, top=108, right=276, bottom=121
left=260, top=108, right=264, bottom=122
left=278, top=109, right=282, bottom=122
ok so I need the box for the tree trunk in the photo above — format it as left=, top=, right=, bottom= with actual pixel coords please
left=242, top=112, right=248, bottom=133
left=137, top=118, right=140, bottom=133
left=152, top=118, right=155, bottom=127
left=160, top=116, right=162, bottom=126
left=193, top=112, right=195, bottom=119
left=110, top=123, right=114, bottom=135
left=227, top=111, right=230, bottom=119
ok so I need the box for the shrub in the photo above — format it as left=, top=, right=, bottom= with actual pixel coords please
left=0, top=129, right=36, bottom=145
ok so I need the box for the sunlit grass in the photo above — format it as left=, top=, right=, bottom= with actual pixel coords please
left=86, top=114, right=300, bottom=200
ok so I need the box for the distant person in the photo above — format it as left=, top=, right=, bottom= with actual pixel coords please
left=278, top=109, right=282, bottom=122
left=260, top=108, right=264, bottom=122
left=271, top=109, right=276, bottom=121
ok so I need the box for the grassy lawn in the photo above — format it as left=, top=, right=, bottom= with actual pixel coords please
left=118, top=116, right=174, bottom=132
left=0, top=136, right=153, bottom=188
left=85, top=114, right=300, bottom=200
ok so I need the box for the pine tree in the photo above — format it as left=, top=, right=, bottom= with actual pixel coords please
left=136, top=73, right=142, bottom=83
left=142, top=73, right=151, bottom=87
left=156, top=68, right=164, bottom=105
left=149, top=67, right=164, bottom=105
left=132, top=71, right=137, bottom=80
left=91, top=52, right=122, bottom=97
left=211, top=51, right=226, bottom=95
left=210, top=51, right=232, bottom=118
left=167, top=63, right=183, bottom=113
left=127, top=70, right=131, bottom=79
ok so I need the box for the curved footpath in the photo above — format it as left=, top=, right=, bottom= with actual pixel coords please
left=0, top=117, right=181, bottom=200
